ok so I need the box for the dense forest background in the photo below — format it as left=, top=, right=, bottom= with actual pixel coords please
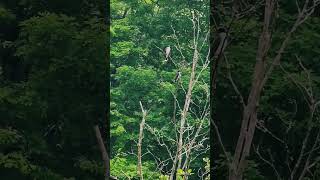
left=1, top=0, right=320, bottom=180
left=111, top=0, right=210, bottom=179
left=212, top=0, right=320, bottom=179
left=0, top=0, right=108, bottom=179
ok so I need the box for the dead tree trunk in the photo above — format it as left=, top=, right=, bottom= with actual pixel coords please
left=93, top=125, right=110, bottom=179
left=170, top=49, right=199, bottom=180
left=170, top=12, right=202, bottom=180
left=137, top=101, right=147, bottom=180
left=229, top=0, right=274, bottom=179
left=229, top=0, right=317, bottom=178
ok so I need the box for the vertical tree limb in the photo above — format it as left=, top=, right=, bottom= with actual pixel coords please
left=137, top=101, right=147, bottom=180
left=170, top=12, right=201, bottom=180
left=93, top=125, right=110, bottom=180
left=230, top=1, right=274, bottom=179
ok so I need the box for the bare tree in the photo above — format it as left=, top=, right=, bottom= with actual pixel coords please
left=211, top=0, right=320, bottom=179
left=137, top=101, right=147, bottom=180
left=253, top=57, right=320, bottom=180
left=168, top=10, right=211, bottom=180
left=131, top=10, right=211, bottom=180
left=114, top=8, right=211, bottom=180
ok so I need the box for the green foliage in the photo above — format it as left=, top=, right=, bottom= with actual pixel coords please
left=0, top=129, right=21, bottom=147
left=111, top=0, right=209, bottom=179
left=0, top=152, right=68, bottom=179
left=75, top=157, right=104, bottom=175
left=176, top=169, right=194, bottom=180
left=0, top=1, right=107, bottom=179
left=214, top=2, right=320, bottom=179
left=243, top=160, right=266, bottom=180
left=159, top=174, right=169, bottom=180
left=110, top=156, right=160, bottom=179
left=0, top=7, right=16, bottom=25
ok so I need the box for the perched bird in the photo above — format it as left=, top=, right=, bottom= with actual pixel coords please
left=212, top=27, right=228, bottom=58
left=174, top=70, right=181, bottom=82
left=164, top=46, right=171, bottom=61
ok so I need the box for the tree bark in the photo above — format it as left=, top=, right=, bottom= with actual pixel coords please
left=229, top=0, right=274, bottom=179
left=93, top=125, right=110, bottom=179
left=137, top=101, right=146, bottom=180
left=170, top=49, right=199, bottom=180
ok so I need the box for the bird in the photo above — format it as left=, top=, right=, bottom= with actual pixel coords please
left=164, top=46, right=171, bottom=61
left=174, top=70, right=181, bottom=82
left=212, top=27, right=228, bottom=58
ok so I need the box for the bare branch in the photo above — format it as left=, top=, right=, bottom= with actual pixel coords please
left=137, top=101, right=147, bottom=180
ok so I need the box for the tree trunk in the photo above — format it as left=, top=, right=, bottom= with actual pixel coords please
left=137, top=101, right=146, bottom=180
left=229, top=0, right=274, bottom=179
left=170, top=49, right=199, bottom=180
left=93, top=125, right=110, bottom=179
